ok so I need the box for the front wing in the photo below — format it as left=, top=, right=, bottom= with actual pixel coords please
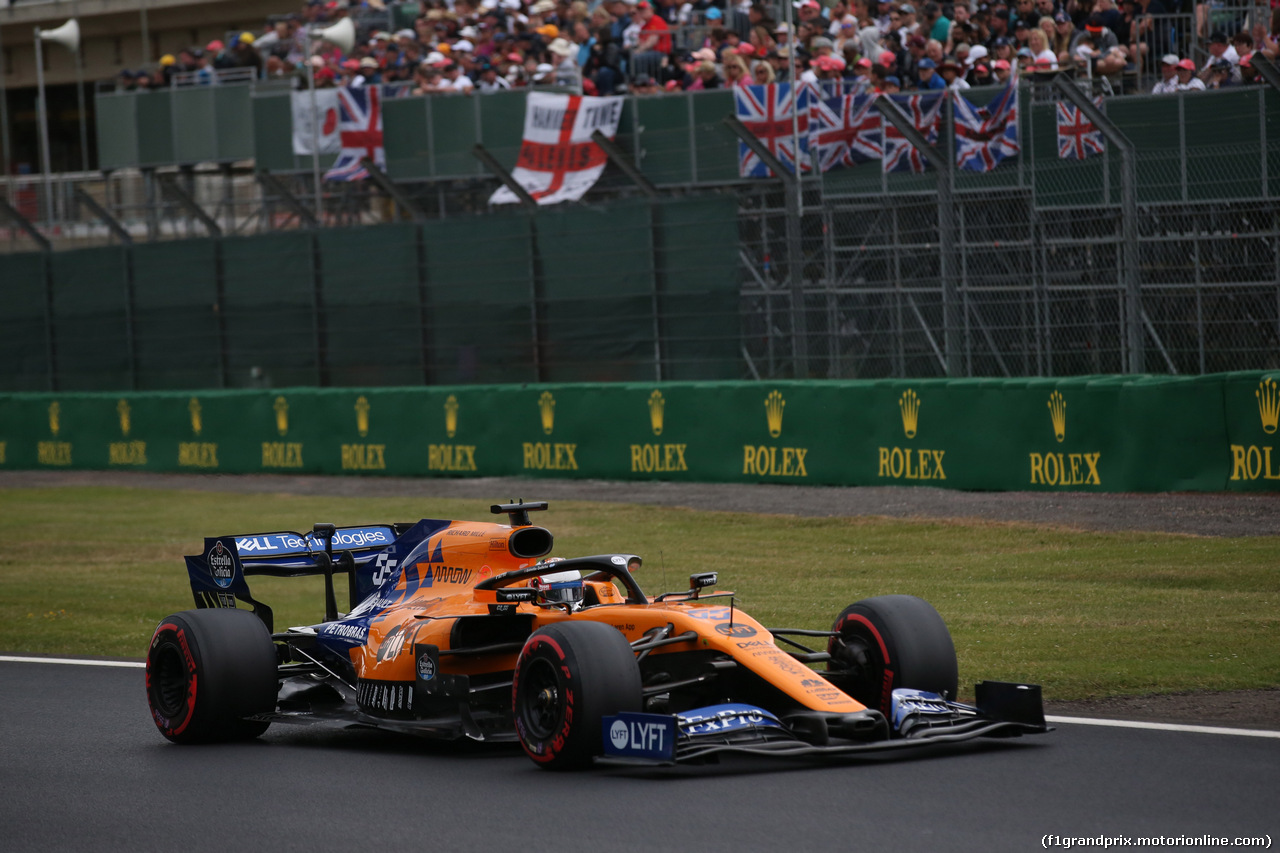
left=602, top=682, right=1051, bottom=764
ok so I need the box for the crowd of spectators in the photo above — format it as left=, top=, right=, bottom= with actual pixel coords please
left=111, top=0, right=1280, bottom=97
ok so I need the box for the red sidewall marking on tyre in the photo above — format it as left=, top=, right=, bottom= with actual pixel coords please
left=516, top=634, right=571, bottom=764
left=842, top=614, right=895, bottom=715
left=843, top=614, right=891, bottom=664
left=148, top=623, right=198, bottom=737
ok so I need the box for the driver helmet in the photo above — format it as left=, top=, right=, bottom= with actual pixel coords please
left=531, top=569, right=583, bottom=610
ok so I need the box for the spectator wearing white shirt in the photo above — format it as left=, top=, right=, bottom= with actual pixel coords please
left=1200, top=31, right=1239, bottom=73
left=442, top=63, right=475, bottom=92
left=1027, top=28, right=1057, bottom=66
left=1150, top=53, right=1180, bottom=92
left=1174, top=58, right=1206, bottom=90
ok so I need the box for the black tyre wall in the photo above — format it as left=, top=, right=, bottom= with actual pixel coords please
left=145, top=608, right=278, bottom=744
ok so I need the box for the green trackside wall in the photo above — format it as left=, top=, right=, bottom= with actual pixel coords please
left=2, top=372, right=1276, bottom=492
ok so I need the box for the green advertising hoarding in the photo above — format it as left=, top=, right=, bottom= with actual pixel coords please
left=0, top=373, right=1275, bottom=492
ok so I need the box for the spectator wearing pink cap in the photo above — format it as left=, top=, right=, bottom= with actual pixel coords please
left=991, top=57, right=1014, bottom=85
left=796, top=0, right=824, bottom=27
left=1174, top=57, right=1206, bottom=90
left=686, top=59, right=723, bottom=90
left=852, top=55, right=874, bottom=84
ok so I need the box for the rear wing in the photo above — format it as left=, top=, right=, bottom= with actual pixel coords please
left=183, top=521, right=439, bottom=631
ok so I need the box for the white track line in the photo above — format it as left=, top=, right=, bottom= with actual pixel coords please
left=0, top=655, right=145, bottom=669
left=2, top=657, right=1277, bottom=739
left=1046, top=714, right=1280, bottom=739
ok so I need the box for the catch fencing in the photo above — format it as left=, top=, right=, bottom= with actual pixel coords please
left=0, top=196, right=740, bottom=393
left=2, top=84, right=1279, bottom=384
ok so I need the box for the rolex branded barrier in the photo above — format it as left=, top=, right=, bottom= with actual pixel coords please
left=1, top=373, right=1276, bottom=492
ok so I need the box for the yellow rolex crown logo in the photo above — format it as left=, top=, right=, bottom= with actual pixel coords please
left=538, top=391, right=556, bottom=435
left=899, top=389, right=920, bottom=439
left=274, top=396, right=289, bottom=436
left=1257, top=377, right=1279, bottom=435
left=189, top=398, right=203, bottom=437
left=48, top=401, right=61, bottom=437
left=1048, top=390, right=1067, bottom=443
left=117, top=399, right=132, bottom=438
left=648, top=390, right=665, bottom=436
left=765, top=390, right=785, bottom=438
left=355, top=396, right=370, bottom=438
left=445, top=395, right=459, bottom=439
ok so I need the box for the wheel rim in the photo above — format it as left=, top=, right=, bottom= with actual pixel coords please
left=519, top=657, right=563, bottom=741
left=150, top=641, right=189, bottom=718
left=831, top=632, right=882, bottom=707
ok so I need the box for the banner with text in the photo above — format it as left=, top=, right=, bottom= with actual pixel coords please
left=489, top=92, right=624, bottom=206
left=1, top=374, right=1274, bottom=493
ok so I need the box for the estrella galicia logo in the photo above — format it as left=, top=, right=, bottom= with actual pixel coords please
left=207, top=541, right=235, bottom=589
left=715, top=622, right=757, bottom=638
left=417, top=654, right=436, bottom=681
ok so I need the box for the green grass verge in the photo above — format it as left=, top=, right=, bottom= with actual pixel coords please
left=1, top=486, right=1277, bottom=701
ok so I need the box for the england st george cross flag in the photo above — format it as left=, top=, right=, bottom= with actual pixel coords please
left=489, top=93, right=625, bottom=205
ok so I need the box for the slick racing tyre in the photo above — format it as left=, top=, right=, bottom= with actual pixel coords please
left=513, top=621, right=642, bottom=770
left=146, top=608, right=278, bottom=744
left=827, top=595, right=958, bottom=718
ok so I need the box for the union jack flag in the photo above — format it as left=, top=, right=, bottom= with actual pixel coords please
left=953, top=83, right=1020, bottom=173
left=1056, top=98, right=1105, bottom=160
left=324, top=85, right=391, bottom=182
left=736, top=83, right=813, bottom=178
left=880, top=93, right=943, bottom=174
left=809, top=93, right=882, bottom=172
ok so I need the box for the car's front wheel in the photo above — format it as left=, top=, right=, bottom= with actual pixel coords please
left=512, top=621, right=642, bottom=770
left=827, top=595, right=959, bottom=717
left=146, top=608, right=278, bottom=743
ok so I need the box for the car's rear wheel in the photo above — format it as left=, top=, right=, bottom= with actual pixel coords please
left=827, top=595, right=958, bottom=717
left=146, top=608, right=278, bottom=744
left=512, top=621, right=641, bottom=770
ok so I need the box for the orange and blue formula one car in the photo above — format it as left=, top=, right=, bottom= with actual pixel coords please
left=146, top=501, right=1049, bottom=769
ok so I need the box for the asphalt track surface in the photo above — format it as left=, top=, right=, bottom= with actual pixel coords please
left=2, top=661, right=1276, bottom=853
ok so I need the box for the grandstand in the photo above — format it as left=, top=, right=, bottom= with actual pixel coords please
left=2, top=1, right=1279, bottom=386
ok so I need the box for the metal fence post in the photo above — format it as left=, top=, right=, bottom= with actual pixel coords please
left=878, top=95, right=958, bottom=375
left=415, top=224, right=432, bottom=384
left=1052, top=76, right=1143, bottom=374
left=311, top=232, right=328, bottom=387
left=723, top=116, right=807, bottom=377
left=207, top=235, right=227, bottom=388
